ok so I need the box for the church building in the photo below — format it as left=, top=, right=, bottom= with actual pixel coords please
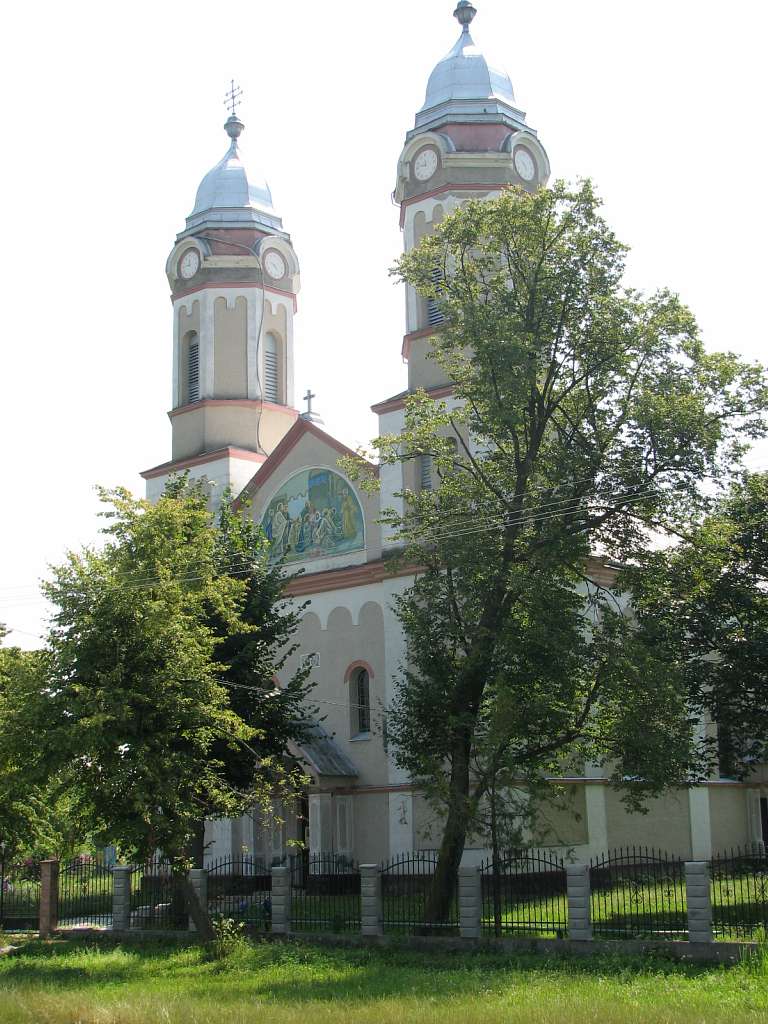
left=141, top=3, right=768, bottom=865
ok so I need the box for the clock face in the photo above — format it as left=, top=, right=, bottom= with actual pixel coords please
left=414, top=147, right=439, bottom=182
left=264, top=250, right=286, bottom=280
left=179, top=249, right=200, bottom=280
left=514, top=147, right=536, bottom=182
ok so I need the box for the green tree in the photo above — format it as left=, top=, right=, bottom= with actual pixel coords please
left=362, top=181, right=767, bottom=919
left=626, top=471, right=768, bottom=777
left=3, top=483, right=312, bottom=932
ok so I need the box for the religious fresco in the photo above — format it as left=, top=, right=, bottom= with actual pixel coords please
left=261, top=468, right=365, bottom=564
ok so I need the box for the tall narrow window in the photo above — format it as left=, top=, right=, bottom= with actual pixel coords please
left=426, top=263, right=445, bottom=327
left=187, top=334, right=200, bottom=404
left=420, top=453, right=433, bottom=491
left=264, top=332, right=280, bottom=404
left=353, top=668, right=371, bottom=735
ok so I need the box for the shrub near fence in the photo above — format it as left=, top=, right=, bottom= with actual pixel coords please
left=710, top=846, right=768, bottom=939
left=58, top=855, right=113, bottom=928
left=0, top=858, right=40, bottom=931
left=207, top=855, right=272, bottom=929
left=289, top=853, right=360, bottom=933
left=481, top=851, right=567, bottom=938
left=590, top=847, right=687, bottom=940
left=381, top=851, right=458, bottom=936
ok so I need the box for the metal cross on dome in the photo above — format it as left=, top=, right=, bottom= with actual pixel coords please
left=224, top=79, right=243, bottom=116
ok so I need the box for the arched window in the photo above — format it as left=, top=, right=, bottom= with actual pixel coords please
left=184, top=331, right=200, bottom=405
left=263, top=332, right=281, bottom=404
left=351, top=668, right=371, bottom=736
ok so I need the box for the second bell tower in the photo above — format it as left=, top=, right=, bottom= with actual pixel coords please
left=142, top=99, right=300, bottom=503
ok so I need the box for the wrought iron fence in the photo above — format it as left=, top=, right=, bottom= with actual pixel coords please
left=289, top=852, right=360, bottom=932
left=380, top=850, right=458, bottom=935
left=0, top=857, right=40, bottom=931
left=206, top=855, right=272, bottom=929
left=480, top=850, right=567, bottom=937
left=58, top=855, right=113, bottom=928
left=710, top=845, right=768, bottom=939
left=129, top=857, right=187, bottom=930
left=589, top=846, right=687, bottom=939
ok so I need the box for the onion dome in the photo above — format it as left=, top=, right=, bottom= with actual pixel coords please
left=183, top=115, right=283, bottom=234
left=415, top=2, right=526, bottom=133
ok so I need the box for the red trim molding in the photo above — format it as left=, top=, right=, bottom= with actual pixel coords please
left=401, top=325, right=438, bottom=361
left=344, top=660, right=375, bottom=682
left=141, top=446, right=267, bottom=480
left=168, top=399, right=300, bottom=420
left=234, top=418, right=378, bottom=510
left=171, top=281, right=298, bottom=313
left=371, top=383, right=454, bottom=416
left=284, top=559, right=417, bottom=597
left=399, top=182, right=513, bottom=227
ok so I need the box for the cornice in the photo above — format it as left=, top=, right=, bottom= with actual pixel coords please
left=141, top=446, right=267, bottom=480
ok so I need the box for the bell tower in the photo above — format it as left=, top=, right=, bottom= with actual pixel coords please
left=142, top=86, right=300, bottom=503
left=393, top=2, right=550, bottom=394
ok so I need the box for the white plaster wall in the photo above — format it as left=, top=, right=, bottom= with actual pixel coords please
left=145, top=455, right=264, bottom=508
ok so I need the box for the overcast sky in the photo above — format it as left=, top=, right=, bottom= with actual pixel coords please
left=1, top=0, right=766, bottom=648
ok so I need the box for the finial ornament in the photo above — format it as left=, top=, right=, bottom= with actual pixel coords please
left=454, top=1, right=477, bottom=30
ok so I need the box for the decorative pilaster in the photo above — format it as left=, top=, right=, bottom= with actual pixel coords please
left=111, top=865, right=132, bottom=931
left=685, top=861, right=713, bottom=944
left=39, top=859, right=59, bottom=939
left=566, top=863, right=592, bottom=941
left=188, top=868, right=208, bottom=931
left=360, top=864, right=383, bottom=936
left=458, top=865, right=482, bottom=939
left=271, top=865, right=291, bottom=934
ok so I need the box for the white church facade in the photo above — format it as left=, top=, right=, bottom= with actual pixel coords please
left=142, top=3, right=768, bottom=866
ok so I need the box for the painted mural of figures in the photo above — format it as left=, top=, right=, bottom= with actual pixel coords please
left=341, top=488, right=357, bottom=539
left=262, top=469, right=364, bottom=565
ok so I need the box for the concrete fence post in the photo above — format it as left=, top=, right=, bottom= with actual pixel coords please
left=39, top=859, right=59, bottom=938
left=566, top=863, right=592, bottom=941
left=111, top=865, right=132, bottom=932
left=685, top=861, right=713, bottom=944
left=188, top=868, right=208, bottom=931
left=360, top=864, right=383, bottom=936
left=271, top=865, right=291, bottom=934
left=458, top=865, right=482, bottom=939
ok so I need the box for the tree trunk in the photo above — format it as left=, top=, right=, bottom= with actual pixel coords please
left=423, top=800, right=468, bottom=925
left=180, top=875, right=214, bottom=942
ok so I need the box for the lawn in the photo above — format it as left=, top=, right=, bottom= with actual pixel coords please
left=0, top=937, right=767, bottom=1024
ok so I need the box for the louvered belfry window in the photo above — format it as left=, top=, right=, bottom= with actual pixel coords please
left=420, top=453, right=433, bottom=491
left=264, top=332, right=280, bottom=403
left=187, top=336, right=200, bottom=404
left=426, top=262, right=445, bottom=327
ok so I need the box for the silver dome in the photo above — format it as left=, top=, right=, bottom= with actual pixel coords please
left=415, top=3, right=525, bottom=132
left=184, top=115, right=283, bottom=234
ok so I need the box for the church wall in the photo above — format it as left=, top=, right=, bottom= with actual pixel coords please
left=709, top=784, right=749, bottom=853
left=213, top=296, right=248, bottom=398
left=531, top=785, right=589, bottom=848
left=352, top=792, right=390, bottom=864
left=605, top=788, right=692, bottom=858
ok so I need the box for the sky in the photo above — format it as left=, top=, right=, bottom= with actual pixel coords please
left=1, top=0, right=766, bottom=648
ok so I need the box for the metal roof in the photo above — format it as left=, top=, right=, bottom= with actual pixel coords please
left=295, top=722, right=359, bottom=778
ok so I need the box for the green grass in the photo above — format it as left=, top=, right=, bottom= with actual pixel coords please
left=0, top=937, right=767, bottom=1024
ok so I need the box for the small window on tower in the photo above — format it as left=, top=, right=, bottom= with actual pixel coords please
left=264, top=332, right=281, bottom=404
left=187, top=332, right=200, bottom=404
left=351, top=668, right=371, bottom=736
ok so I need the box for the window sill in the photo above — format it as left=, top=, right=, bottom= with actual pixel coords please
left=350, top=732, right=372, bottom=742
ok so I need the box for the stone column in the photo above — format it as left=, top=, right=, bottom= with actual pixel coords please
left=39, top=859, right=59, bottom=939
left=566, top=863, right=592, bottom=941
left=360, top=864, right=383, bottom=937
left=685, top=861, right=713, bottom=944
left=111, top=865, right=132, bottom=932
left=458, top=865, right=482, bottom=939
left=271, top=865, right=291, bottom=934
left=188, top=868, right=208, bottom=931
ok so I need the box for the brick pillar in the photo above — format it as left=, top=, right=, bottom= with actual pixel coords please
left=360, top=864, right=383, bottom=936
left=111, top=865, right=132, bottom=932
left=39, top=859, right=59, bottom=939
left=685, top=861, right=713, bottom=944
left=458, top=865, right=482, bottom=939
left=188, top=868, right=208, bottom=931
left=566, top=863, right=592, bottom=941
left=271, top=865, right=291, bottom=934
